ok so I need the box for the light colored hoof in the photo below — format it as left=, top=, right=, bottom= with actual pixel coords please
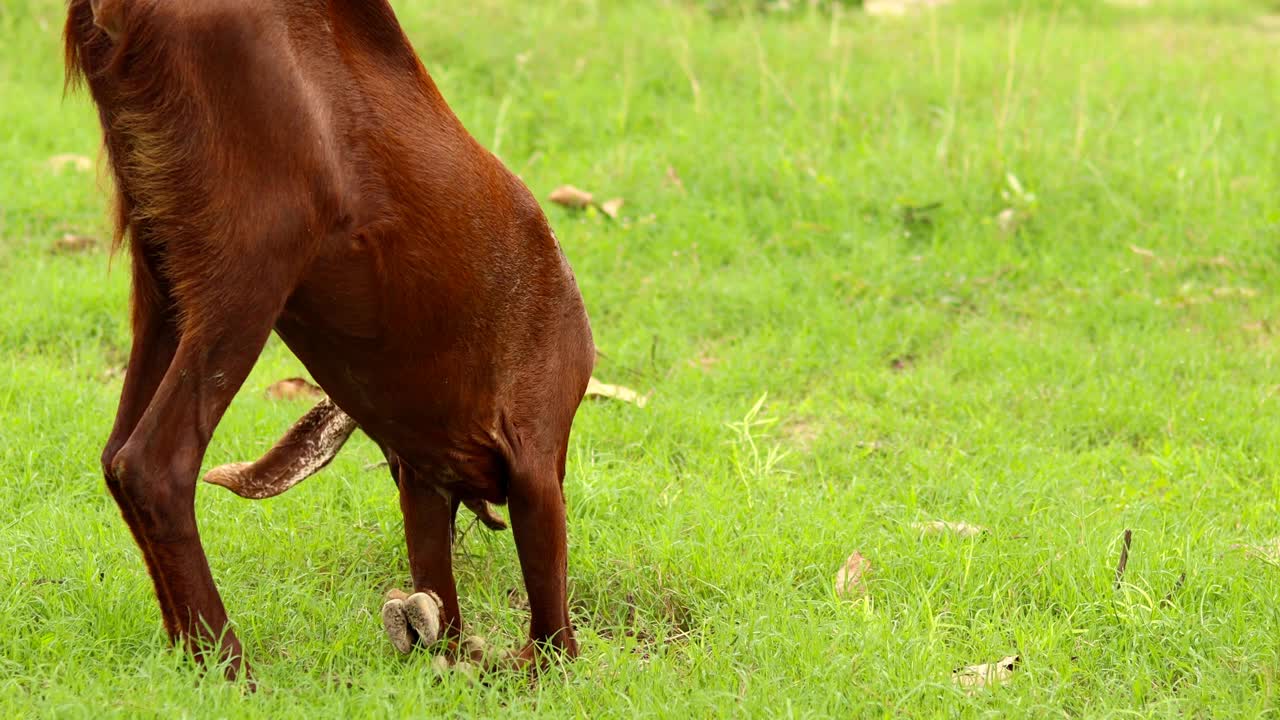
left=382, top=590, right=444, bottom=654
left=460, top=635, right=487, bottom=663
left=403, top=591, right=442, bottom=647
left=429, top=654, right=478, bottom=679
left=381, top=599, right=412, bottom=654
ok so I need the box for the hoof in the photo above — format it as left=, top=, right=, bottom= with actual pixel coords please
left=403, top=592, right=442, bottom=646
left=460, top=635, right=487, bottom=663
left=381, top=598, right=413, bottom=654
left=430, top=651, right=480, bottom=679
left=381, top=589, right=443, bottom=654
left=489, top=640, right=575, bottom=675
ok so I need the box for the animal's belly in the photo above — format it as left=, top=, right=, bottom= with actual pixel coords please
left=271, top=317, right=508, bottom=503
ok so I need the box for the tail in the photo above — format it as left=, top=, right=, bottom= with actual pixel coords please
left=202, top=398, right=509, bottom=530
left=203, top=398, right=357, bottom=499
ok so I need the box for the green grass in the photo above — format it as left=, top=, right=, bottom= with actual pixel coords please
left=4, top=0, right=1280, bottom=715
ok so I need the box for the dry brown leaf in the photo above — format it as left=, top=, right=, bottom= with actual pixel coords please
left=834, top=552, right=871, bottom=599
left=52, top=234, right=99, bottom=254
left=1199, top=255, right=1233, bottom=268
left=995, top=208, right=1020, bottom=234
left=548, top=185, right=594, bottom=209
left=912, top=521, right=987, bottom=538
left=1213, top=287, right=1259, bottom=298
left=952, top=655, right=1019, bottom=691
left=689, top=353, right=719, bottom=372
left=864, top=0, right=953, bottom=15
left=47, top=153, right=92, bottom=173
left=585, top=377, right=647, bottom=408
left=599, top=198, right=624, bottom=219
left=1238, top=537, right=1280, bottom=565
left=265, top=377, right=326, bottom=401
left=665, top=165, right=685, bottom=192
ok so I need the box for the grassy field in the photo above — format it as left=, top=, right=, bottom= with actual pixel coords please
left=4, top=0, right=1280, bottom=716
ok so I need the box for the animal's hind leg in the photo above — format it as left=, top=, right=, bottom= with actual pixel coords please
left=106, top=248, right=301, bottom=679
left=384, top=464, right=462, bottom=651
left=102, top=246, right=182, bottom=632
left=506, top=454, right=578, bottom=666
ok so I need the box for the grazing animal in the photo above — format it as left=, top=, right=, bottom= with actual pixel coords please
left=64, top=0, right=595, bottom=679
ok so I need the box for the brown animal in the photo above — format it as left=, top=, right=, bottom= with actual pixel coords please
left=64, top=0, right=595, bottom=680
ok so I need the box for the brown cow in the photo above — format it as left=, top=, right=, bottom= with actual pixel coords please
left=64, top=0, right=595, bottom=679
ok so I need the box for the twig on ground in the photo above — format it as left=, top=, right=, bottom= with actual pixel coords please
left=1161, top=572, right=1186, bottom=607
left=1114, top=529, right=1132, bottom=589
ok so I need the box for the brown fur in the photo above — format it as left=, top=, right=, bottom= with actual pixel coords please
left=66, top=0, right=594, bottom=679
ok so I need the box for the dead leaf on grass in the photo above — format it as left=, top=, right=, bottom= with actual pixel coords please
left=52, top=233, right=99, bottom=254
left=834, top=551, right=871, bottom=599
left=265, top=377, right=326, bottom=401
left=952, top=655, right=1019, bottom=691
left=689, top=353, right=719, bottom=372
left=996, top=208, right=1021, bottom=234
left=549, top=185, right=625, bottom=219
left=665, top=165, right=685, bottom=192
left=1213, top=287, right=1259, bottom=299
left=585, top=377, right=647, bottom=408
left=549, top=185, right=594, bottom=209
left=864, top=0, right=953, bottom=16
left=1237, top=537, right=1280, bottom=565
left=912, top=521, right=987, bottom=538
left=598, top=197, right=624, bottom=219
left=1198, top=255, right=1233, bottom=268
left=47, top=153, right=92, bottom=173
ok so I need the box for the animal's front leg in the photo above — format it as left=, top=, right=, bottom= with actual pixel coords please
left=381, top=467, right=464, bottom=655
left=506, top=464, right=578, bottom=669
